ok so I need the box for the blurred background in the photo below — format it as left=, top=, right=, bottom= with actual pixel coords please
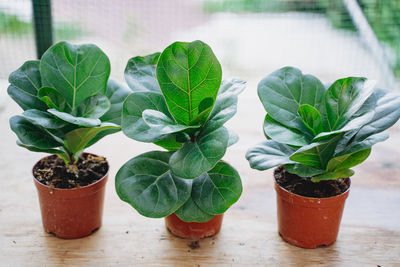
left=1, top=0, right=399, bottom=88
left=1, top=0, right=400, bottom=186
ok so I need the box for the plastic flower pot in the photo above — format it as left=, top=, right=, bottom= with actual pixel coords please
left=274, top=178, right=350, bottom=248
left=32, top=153, right=109, bottom=239
left=165, top=213, right=224, bottom=239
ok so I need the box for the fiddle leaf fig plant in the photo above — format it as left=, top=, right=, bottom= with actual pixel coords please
left=8, top=41, right=131, bottom=165
left=246, top=67, right=400, bottom=182
left=116, top=40, right=245, bottom=222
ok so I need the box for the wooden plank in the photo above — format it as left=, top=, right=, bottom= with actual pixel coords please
left=1, top=94, right=400, bottom=266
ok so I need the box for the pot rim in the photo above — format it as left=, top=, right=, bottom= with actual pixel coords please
left=274, top=178, right=351, bottom=200
left=32, top=152, right=109, bottom=193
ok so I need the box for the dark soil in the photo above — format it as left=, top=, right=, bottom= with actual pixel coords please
left=33, top=154, right=108, bottom=189
left=188, top=240, right=200, bottom=249
left=274, top=166, right=350, bottom=198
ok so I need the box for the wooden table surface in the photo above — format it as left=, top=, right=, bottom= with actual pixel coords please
left=1, top=83, right=400, bottom=266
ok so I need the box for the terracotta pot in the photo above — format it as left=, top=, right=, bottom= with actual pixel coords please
left=165, top=213, right=224, bottom=239
left=32, top=153, right=108, bottom=239
left=274, top=179, right=350, bottom=248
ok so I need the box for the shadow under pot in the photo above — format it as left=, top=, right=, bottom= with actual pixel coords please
left=274, top=168, right=350, bottom=248
left=165, top=213, right=224, bottom=239
left=32, top=153, right=109, bottom=239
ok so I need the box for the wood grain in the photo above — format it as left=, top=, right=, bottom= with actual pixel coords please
left=1, top=85, right=400, bottom=266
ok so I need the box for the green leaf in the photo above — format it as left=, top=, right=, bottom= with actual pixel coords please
left=192, top=161, right=242, bottom=215
left=7, top=60, right=48, bottom=111
left=284, top=164, right=325, bottom=177
left=323, top=78, right=375, bottom=131
left=84, top=128, right=121, bottom=148
left=188, top=97, right=215, bottom=126
left=348, top=90, right=400, bottom=144
left=174, top=195, right=214, bottom=223
left=22, top=109, right=66, bottom=129
left=327, top=148, right=371, bottom=172
left=169, top=126, right=229, bottom=179
left=38, top=86, right=70, bottom=111
left=246, top=140, right=296, bottom=171
left=64, top=123, right=119, bottom=159
left=40, top=41, right=110, bottom=109
left=115, top=151, right=192, bottom=218
left=257, top=66, right=325, bottom=131
left=218, top=78, right=246, bottom=96
left=263, top=115, right=311, bottom=146
left=9, top=115, right=62, bottom=149
left=142, top=109, right=199, bottom=135
left=100, top=79, right=131, bottom=124
left=207, top=80, right=245, bottom=132
left=154, top=136, right=184, bottom=151
left=124, top=52, right=161, bottom=93
left=48, top=108, right=101, bottom=127
left=298, top=104, right=323, bottom=135
left=339, top=132, right=388, bottom=156
left=290, top=134, right=343, bottom=169
left=16, top=140, right=68, bottom=159
left=311, top=169, right=354, bottom=182
left=156, top=40, right=222, bottom=125
left=73, top=94, right=110, bottom=119
left=122, top=92, right=173, bottom=142
left=227, top=129, right=239, bottom=147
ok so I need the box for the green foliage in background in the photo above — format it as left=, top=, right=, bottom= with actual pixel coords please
left=204, top=0, right=400, bottom=77
left=0, top=11, right=85, bottom=40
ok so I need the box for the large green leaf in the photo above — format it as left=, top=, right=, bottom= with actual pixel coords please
left=7, top=60, right=47, bottom=111
left=298, top=104, right=323, bottom=135
left=284, top=164, right=325, bottom=177
left=327, top=148, right=371, bottom=171
left=323, top=78, right=374, bottom=131
left=169, top=126, right=229, bottom=179
left=311, top=169, right=355, bottom=182
left=348, top=90, right=400, bottom=144
left=290, top=134, right=343, bottom=169
left=218, top=78, right=246, bottom=96
left=142, top=109, right=199, bottom=134
left=174, top=194, right=214, bottom=223
left=192, top=161, right=242, bottom=215
left=204, top=80, right=245, bottom=132
left=16, top=140, right=65, bottom=155
left=38, top=86, right=71, bottom=112
left=63, top=123, right=119, bottom=159
left=257, top=66, right=325, bottom=131
left=263, top=115, right=311, bottom=146
left=40, top=41, right=110, bottom=109
left=73, top=94, right=110, bottom=119
left=22, top=109, right=66, bottom=129
left=246, top=140, right=296, bottom=171
left=154, top=136, right=184, bottom=151
left=115, top=151, right=192, bottom=218
left=48, top=109, right=101, bottom=127
left=124, top=53, right=161, bottom=93
left=10, top=115, right=63, bottom=149
left=122, top=92, right=185, bottom=142
left=227, top=129, right=239, bottom=147
left=100, top=79, right=131, bottom=124
left=156, top=40, right=222, bottom=125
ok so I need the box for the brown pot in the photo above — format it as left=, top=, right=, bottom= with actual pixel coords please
left=274, top=179, right=350, bottom=248
left=32, top=153, right=108, bottom=239
left=165, top=213, right=224, bottom=239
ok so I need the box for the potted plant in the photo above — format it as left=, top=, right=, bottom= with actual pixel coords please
left=8, top=41, right=130, bottom=239
left=246, top=66, right=400, bottom=248
left=115, top=40, right=245, bottom=239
